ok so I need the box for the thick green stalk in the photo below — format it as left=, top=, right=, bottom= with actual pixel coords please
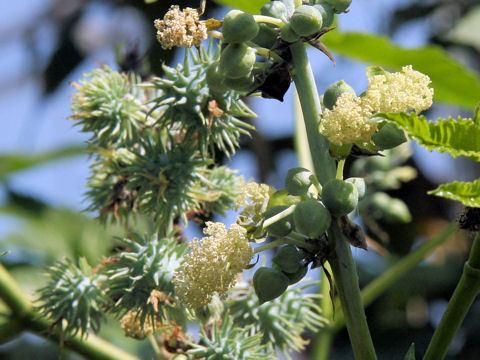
left=0, top=263, right=138, bottom=360
left=423, top=231, right=480, bottom=360
left=332, top=223, right=457, bottom=332
left=290, top=42, right=376, bottom=360
left=328, top=220, right=377, bottom=360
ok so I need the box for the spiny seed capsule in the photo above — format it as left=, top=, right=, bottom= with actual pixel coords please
left=285, top=264, right=308, bottom=285
left=325, top=0, right=352, bottom=13
left=219, top=43, right=256, bottom=79
left=322, top=179, right=358, bottom=217
left=264, top=205, right=294, bottom=237
left=252, top=23, right=279, bottom=49
left=253, top=266, right=290, bottom=304
left=371, top=123, right=407, bottom=150
left=261, top=1, right=288, bottom=22
left=280, top=23, right=301, bottom=43
left=290, top=5, right=323, bottom=37
left=323, top=80, right=356, bottom=110
left=345, top=177, right=366, bottom=200
left=206, top=62, right=229, bottom=93
left=294, top=199, right=331, bottom=238
left=223, top=72, right=256, bottom=92
left=222, top=10, right=259, bottom=43
left=285, top=167, right=313, bottom=196
left=272, top=245, right=303, bottom=274
left=313, top=2, right=335, bottom=28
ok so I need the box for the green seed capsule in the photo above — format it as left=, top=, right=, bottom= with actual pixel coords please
left=222, top=10, right=259, bottom=43
left=252, top=23, right=279, bottom=49
left=272, top=245, right=304, bottom=274
left=280, top=23, right=301, bottom=43
left=253, top=266, right=290, bottom=304
left=264, top=205, right=294, bottom=237
left=285, top=264, right=308, bottom=285
left=372, top=123, right=407, bottom=150
left=323, top=80, right=356, bottom=110
left=345, top=177, right=366, bottom=200
left=322, top=179, right=358, bottom=217
left=325, top=0, right=352, bottom=13
left=290, top=5, right=323, bottom=37
left=219, top=43, right=256, bottom=80
left=313, top=3, right=335, bottom=27
left=261, top=1, right=288, bottom=22
left=223, top=72, right=256, bottom=92
left=294, top=199, right=331, bottom=238
left=206, top=62, right=229, bottom=93
left=369, top=192, right=412, bottom=223
left=285, top=167, right=313, bottom=196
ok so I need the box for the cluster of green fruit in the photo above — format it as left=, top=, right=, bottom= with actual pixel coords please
left=206, top=0, right=352, bottom=93
left=253, top=166, right=365, bottom=303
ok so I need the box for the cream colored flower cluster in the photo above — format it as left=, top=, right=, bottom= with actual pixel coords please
left=154, top=5, right=207, bottom=50
left=235, top=181, right=271, bottom=223
left=120, top=310, right=158, bottom=340
left=320, top=66, right=433, bottom=146
left=173, top=222, right=253, bottom=308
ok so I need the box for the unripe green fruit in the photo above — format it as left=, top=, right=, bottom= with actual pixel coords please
left=371, top=123, right=407, bottom=150
left=313, top=3, right=335, bottom=27
left=369, top=192, right=412, bottom=223
left=323, top=80, right=356, bottom=110
left=268, top=189, right=302, bottom=208
left=261, top=1, right=288, bottom=22
left=285, top=264, right=308, bottom=285
left=280, top=23, right=300, bottom=43
left=206, top=62, right=229, bottom=93
left=290, top=5, right=323, bottom=37
left=294, top=199, right=331, bottom=238
left=222, top=10, right=259, bottom=43
left=322, top=179, right=358, bottom=216
left=219, top=43, right=256, bottom=80
left=223, top=72, right=256, bottom=92
left=285, top=167, right=313, bottom=196
left=272, top=245, right=303, bottom=274
left=264, top=205, right=294, bottom=237
left=325, top=0, right=352, bottom=13
left=345, top=177, right=366, bottom=200
left=252, top=23, right=278, bottom=49
left=253, top=266, right=290, bottom=304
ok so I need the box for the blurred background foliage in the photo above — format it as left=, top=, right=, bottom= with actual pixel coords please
left=1, top=0, right=480, bottom=359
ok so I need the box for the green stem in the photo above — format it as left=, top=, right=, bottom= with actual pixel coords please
left=290, top=41, right=376, bottom=360
left=290, top=42, right=336, bottom=186
left=0, top=263, right=138, bottom=360
left=332, top=223, right=457, bottom=332
left=253, top=234, right=316, bottom=254
left=252, top=15, right=284, bottom=27
left=254, top=239, right=287, bottom=254
left=336, top=159, right=345, bottom=180
left=328, top=220, right=377, bottom=360
left=262, top=205, right=296, bottom=228
left=423, top=231, right=480, bottom=360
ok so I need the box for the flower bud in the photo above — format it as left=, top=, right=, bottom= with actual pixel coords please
left=219, top=43, right=256, bottom=79
left=323, top=80, right=356, bottom=110
left=285, top=167, right=313, bottom=196
left=313, top=3, right=335, bottom=27
left=261, top=1, right=288, bottom=22
left=345, top=177, right=366, bottom=200
left=329, top=143, right=352, bottom=159
left=222, top=10, right=259, bottom=43
left=264, top=205, right=294, bottom=237
left=369, top=192, right=412, bottom=223
left=290, top=5, right=323, bottom=37
left=294, top=199, right=331, bottom=238
left=322, top=179, right=358, bottom=216
left=325, top=0, right=352, bottom=13
left=253, top=266, right=290, bottom=304
left=371, top=123, right=407, bottom=150
left=272, top=245, right=304, bottom=273
left=280, top=23, right=301, bottom=43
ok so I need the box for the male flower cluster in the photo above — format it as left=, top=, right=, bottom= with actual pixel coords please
left=235, top=181, right=272, bottom=225
left=154, top=5, right=207, bottom=49
left=321, top=66, right=434, bottom=145
left=173, top=222, right=253, bottom=308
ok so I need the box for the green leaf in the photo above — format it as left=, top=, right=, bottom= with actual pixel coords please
left=428, top=178, right=480, bottom=207
left=0, top=145, right=86, bottom=179
left=474, top=101, right=480, bottom=126
left=322, top=31, right=480, bottom=110
left=404, top=343, right=416, bottom=360
left=0, top=251, right=9, bottom=257
left=376, top=112, right=480, bottom=162
left=212, top=0, right=269, bottom=14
